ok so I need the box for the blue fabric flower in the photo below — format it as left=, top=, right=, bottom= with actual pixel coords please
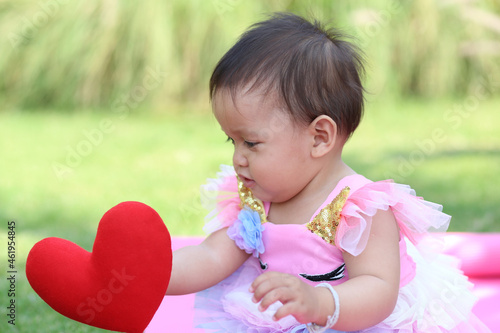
left=227, top=206, right=265, bottom=257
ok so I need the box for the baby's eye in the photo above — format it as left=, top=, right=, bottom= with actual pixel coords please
left=244, top=141, right=258, bottom=148
left=226, top=136, right=235, bottom=145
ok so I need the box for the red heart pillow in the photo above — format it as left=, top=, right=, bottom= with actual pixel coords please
left=26, top=201, right=172, bottom=333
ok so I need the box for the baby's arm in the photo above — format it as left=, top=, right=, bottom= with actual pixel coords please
left=329, top=208, right=400, bottom=329
left=251, top=209, right=400, bottom=330
left=166, top=227, right=251, bottom=295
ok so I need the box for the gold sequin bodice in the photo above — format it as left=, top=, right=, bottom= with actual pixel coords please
left=237, top=175, right=350, bottom=245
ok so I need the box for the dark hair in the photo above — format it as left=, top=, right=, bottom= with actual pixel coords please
left=209, top=12, right=365, bottom=138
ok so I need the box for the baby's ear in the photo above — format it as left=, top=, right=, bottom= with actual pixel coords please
left=309, top=115, right=337, bottom=158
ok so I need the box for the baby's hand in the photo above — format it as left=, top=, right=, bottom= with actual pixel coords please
left=249, top=271, right=333, bottom=325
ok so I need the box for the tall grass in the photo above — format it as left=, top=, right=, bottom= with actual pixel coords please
left=0, top=0, right=498, bottom=111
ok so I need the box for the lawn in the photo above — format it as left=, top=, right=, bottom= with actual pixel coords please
left=1, top=97, right=499, bottom=332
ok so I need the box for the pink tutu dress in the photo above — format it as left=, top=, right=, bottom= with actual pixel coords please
left=194, top=165, right=491, bottom=332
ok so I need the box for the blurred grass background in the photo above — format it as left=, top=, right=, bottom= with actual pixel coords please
left=0, top=0, right=499, bottom=332
left=1, top=0, right=499, bottom=109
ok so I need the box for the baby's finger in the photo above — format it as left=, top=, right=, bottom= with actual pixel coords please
left=250, top=271, right=282, bottom=293
left=251, top=272, right=288, bottom=302
left=252, top=279, right=279, bottom=304
left=272, top=301, right=301, bottom=322
left=258, top=285, right=294, bottom=312
left=252, top=272, right=293, bottom=303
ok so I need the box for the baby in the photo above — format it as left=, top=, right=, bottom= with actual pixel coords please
left=166, top=12, right=490, bottom=333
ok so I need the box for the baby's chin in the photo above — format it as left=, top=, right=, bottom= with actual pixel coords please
left=252, top=187, right=294, bottom=204
left=249, top=186, right=272, bottom=202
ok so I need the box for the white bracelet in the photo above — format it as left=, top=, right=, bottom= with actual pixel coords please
left=306, top=283, right=340, bottom=333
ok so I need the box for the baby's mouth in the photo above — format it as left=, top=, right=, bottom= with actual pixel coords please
left=238, top=175, right=255, bottom=188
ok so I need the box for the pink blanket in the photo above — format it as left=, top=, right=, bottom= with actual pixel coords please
left=146, top=233, right=500, bottom=332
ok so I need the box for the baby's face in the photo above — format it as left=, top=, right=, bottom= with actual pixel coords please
left=212, top=88, right=317, bottom=203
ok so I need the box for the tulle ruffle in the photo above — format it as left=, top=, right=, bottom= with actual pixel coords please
left=200, top=165, right=239, bottom=234
left=200, top=165, right=266, bottom=256
left=336, top=180, right=451, bottom=256
left=195, top=259, right=300, bottom=332
left=365, top=238, right=489, bottom=332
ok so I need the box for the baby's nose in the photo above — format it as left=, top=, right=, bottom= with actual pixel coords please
left=232, top=147, right=249, bottom=168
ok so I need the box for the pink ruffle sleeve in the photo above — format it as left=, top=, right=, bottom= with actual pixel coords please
left=200, top=165, right=240, bottom=234
left=336, top=180, right=452, bottom=256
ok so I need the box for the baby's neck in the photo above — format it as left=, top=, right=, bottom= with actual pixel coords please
left=267, top=161, right=355, bottom=225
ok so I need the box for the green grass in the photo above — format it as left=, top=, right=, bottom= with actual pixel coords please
left=1, top=98, right=499, bottom=332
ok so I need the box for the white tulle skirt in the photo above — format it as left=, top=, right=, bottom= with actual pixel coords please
left=367, top=238, right=489, bottom=332
left=194, top=238, right=490, bottom=333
